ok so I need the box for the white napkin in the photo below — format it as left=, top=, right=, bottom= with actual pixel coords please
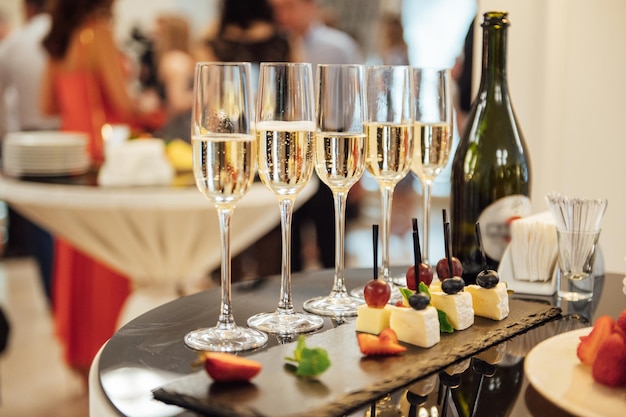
left=98, top=139, right=174, bottom=186
left=508, top=211, right=558, bottom=282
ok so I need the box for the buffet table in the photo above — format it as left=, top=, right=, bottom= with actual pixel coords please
left=90, top=268, right=626, bottom=417
left=0, top=173, right=317, bottom=325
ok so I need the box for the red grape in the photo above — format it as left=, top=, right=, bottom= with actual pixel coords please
left=436, top=257, right=463, bottom=279
left=406, top=263, right=434, bottom=290
left=418, top=263, right=434, bottom=287
left=363, top=279, right=391, bottom=308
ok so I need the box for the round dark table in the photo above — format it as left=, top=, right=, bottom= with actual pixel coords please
left=93, top=268, right=626, bottom=417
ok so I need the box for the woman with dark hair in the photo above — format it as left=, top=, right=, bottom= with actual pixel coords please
left=200, top=0, right=296, bottom=65
left=40, top=0, right=137, bottom=381
left=41, top=0, right=136, bottom=164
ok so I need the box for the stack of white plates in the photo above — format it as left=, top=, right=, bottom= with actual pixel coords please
left=2, top=131, right=90, bottom=177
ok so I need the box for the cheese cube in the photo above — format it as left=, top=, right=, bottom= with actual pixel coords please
left=465, top=283, right=509, bottom=321
left=389, top=305, right=440, bottom=348
left=430, top=291, right=474, bottom=330
left=355, top=304, right=392, bottom=334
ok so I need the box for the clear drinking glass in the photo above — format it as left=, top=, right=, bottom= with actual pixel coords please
left=184, top=62, right=268, bottom=352
left=351, top=65, right=414, bottom=299
left=556, top=228, right=601, bottom=301
left=247, top=63, right=325, bottom=334
left=410, top=68, right=453, bottom=267
left=302, top=64, right=367, bottom=317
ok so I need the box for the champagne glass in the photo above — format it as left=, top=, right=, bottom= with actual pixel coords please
left=302, top=64, right=367, bottom=317
left=352, top=65, right=414, bottom=298
left=247, top=63, right=324, bottom=334
left=410, top=68, right=453, bottom=268
left=185, top=62, right=268, bottom=352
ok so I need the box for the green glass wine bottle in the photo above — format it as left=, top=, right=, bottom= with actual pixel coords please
left=451, top=11, right=532, bottom=284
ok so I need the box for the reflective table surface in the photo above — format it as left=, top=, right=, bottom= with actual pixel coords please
left=96, top=269, right=626, bottom=417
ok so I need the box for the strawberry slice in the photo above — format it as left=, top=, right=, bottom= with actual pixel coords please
left=378, top=328, right=400, bottom=344
left=358, top=332, right=407, bottom=356
left=592, top=333, right=626, bottom=387
left=202, top=352, right=262, bottom=382
left=577, top=315, right=615, bottom=366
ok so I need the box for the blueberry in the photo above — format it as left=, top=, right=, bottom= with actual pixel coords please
left=476, top=269, right=499, bottom=289
left=439, top=371, right=461, bottom=388
left=442, top=276, right=465, bottom=294
left=406, top=391, right=427, bottom=406
left=408, top=293, right=430, bottom=310
left=472, top=358, right=496, bottom=377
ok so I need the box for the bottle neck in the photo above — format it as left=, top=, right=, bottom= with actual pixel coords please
left=478, top=24, right=509, bottom=94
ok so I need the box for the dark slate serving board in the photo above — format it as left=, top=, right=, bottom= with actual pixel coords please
left=153, top=299, right=561, bottom=417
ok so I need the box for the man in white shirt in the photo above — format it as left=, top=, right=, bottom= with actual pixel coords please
left=0, top=0, right=59, bottom=136
left=0, top=0, right=59, bottom=302
left=271, top=0, right=363, bottom=67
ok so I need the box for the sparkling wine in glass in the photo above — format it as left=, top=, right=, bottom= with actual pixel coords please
left=247, top=63, right=324, bottom=335
left=184, top=62, right=268, bottom=352
left=410, top=68, right=453, bottom=267
left=352, top=65, right=414, bottom=299
left=302, top=64, right=366, bottom=317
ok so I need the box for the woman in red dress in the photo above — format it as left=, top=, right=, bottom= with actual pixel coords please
left=40, top=0, right=140, bottom=380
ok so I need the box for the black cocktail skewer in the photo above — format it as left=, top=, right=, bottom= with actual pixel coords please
left=372, top=224, right=379, bottom=280
left=443, top=210, right=454, bottom=277
left=412, top=218, right=422, bottom=266
left=475, top=222, right=488, bottom=270
left=474, top=222, right=500, bottom=288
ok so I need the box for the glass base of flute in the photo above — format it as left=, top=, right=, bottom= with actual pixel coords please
left=350, top=184, right=405, bottom=304
left=349, top=276, right=404, bottom=304
left=185, top=324, right=268, bottom=352
left=303, top=290, right=364, bottom=317
left=247, top=197, right=325, bottom=335
left=303, top=188, right=365, bottom=317
left=184, top=204, right=268, bottom=352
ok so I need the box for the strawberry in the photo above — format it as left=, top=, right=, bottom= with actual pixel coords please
left=378, top=328, right=400, bottom=344
left=592, top=333, right=626, bottom=387
left=358, top=332, right=406, bottom=356
left=202, top=352, right=262, bottom=382
left=577, top=315, right=615, bottom=366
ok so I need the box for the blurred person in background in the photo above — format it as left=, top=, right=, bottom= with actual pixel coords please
left=199, top=0, right=296, bottom=280
left=0, top=0, right=60, bottom=301
left=150, top=13, right=194, bottom=142
left=270, top=0, right=362, bottom=68
left=270, top=0, right=363, bottom=271
left=0, top=8, right=11, bottom=42
left=0, top=7, right=15, bottom=138
left=379, top=13, right=409, bottom=66
left=40, top=0, right=149, bottom=382
left=200, top=0, right=295, bottom=77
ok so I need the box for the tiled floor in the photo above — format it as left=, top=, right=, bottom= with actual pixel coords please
left=0, top=257, right=88, bottom=417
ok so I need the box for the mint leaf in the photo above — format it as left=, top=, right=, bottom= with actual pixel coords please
left=295, top=346, right=331, bottom=377
left=418, top=282, right=431, bottom=297
left=437, top=309, right=454, bottom=333
left=285, top=335, right=331, bottom=377
left=399, top=287, right=414, bottom=304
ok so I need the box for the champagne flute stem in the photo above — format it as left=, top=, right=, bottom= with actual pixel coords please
left=331, top=191, right=348, bottom=294
left=277, top=197, right=296, bottom=314
left=380, top=185, right=395, bottom=282
left=421, top=180, right=432, bottom=266
left=217, top=206, right=236, bottom=329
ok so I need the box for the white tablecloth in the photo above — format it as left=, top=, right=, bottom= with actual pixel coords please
left=0, top=175, right=316, bottom=325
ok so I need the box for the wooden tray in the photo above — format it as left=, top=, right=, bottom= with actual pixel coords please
left=153, top=299, right=561, bottom=417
